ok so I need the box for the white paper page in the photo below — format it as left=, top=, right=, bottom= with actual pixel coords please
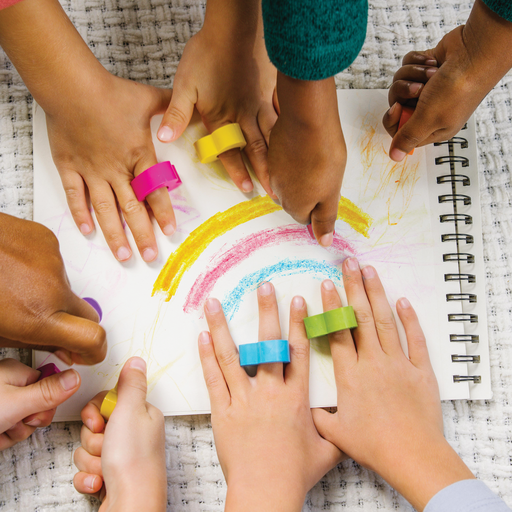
left=33, top=90, right=462, bottom=421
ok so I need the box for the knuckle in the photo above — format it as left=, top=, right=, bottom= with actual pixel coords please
left=376, top=316, right=396, bottom=334
left=122, top=198, right=144, bottom=216
left=63, top=186, right=82, bottom=202
left=166, top=106, right=189, bottom=126
left=217, top=349, right=240, bottom=369
left=204, top=373, right=224, bottom=390
left=245, top=137, right=267, bottom=157
left=355, top=310, right=374, bottom=326
left=290, top=342, right=309, bottom=362
left=37, top=378, right=58, bottom=409
left=93, top=200, right=115, bottom=216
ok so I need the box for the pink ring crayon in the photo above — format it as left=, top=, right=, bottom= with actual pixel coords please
left=83, top=297, right=102, bottom=322
left=131, top=161, right=182, bottom=202
left=36, top=363, right=61, bottom=382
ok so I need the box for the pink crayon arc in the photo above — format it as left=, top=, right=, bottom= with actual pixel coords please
left=183, top=225, right=356, bottom=313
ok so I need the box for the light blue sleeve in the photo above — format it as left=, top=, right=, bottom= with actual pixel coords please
left=425, top=480, right=511, bottom=512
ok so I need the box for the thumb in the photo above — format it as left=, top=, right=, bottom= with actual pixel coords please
left=12, top=369, right=80, bottom=423
left=311, top=197, right=339, bottom=248
left=311, top=408, right=342, bottom=447
left=157, top=85, right=196, bottom=143
left=116, top=357, right=148, bottom=410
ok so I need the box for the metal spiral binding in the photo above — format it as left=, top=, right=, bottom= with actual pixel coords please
left=437, top=135, right=480, bottom=384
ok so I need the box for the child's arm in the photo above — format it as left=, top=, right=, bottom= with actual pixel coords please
left=0, top=213, right=106, bottom=365
left=312, top=258, right=509, bottom=511
left=0, top=359, right=80, bottom=450
left=0, top=0, right=173, bottom=262
left=198, top=283, right=343, bottom=511
left=156, top=0, right=277, bottom=197
left=382, top=0, right=512, bottom=161
left=73, top=357, right=166, bottom=511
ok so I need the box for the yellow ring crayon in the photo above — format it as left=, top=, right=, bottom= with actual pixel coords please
left=100, top=385, right=118, bottom=420
left=194, top=123, right=247, bottom=164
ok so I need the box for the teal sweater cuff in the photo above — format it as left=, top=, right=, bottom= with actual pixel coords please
left=262, top=0, right=368, bottom=81
left=483, top=0, right=512, bottom=22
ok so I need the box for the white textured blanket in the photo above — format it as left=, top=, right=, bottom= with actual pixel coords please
left=1, top=0, right=511, bottom=510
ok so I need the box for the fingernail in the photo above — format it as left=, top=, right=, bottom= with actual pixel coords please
left=157, top=126, right=174, bottom=142
left=129, top=357, right=146, bottom=374
left=59, top=369, right=79, bottom=391
left=241, top=180, right=253, bottom=193
left=409, top=82, right=423, bottom=95
left=54, top=350, right=73, bottom=366
left=199, top=331, right=211, bottom=345
left=117, top=247, right=131, bottom=261
left=388, top=102, right=397, bottom=115
left=390, top=148, right=406, bottom=162
left=292, top=296, right=304, bottom=309
left=322, top=279, right=335, bottom=291
left=425, top=59, right=437, bottom=66
left=426, top=67, right=438, bottom=78
left=362, top=266, right=376, bottom=279
left=399, top=297, right=411, bottom=309
left=24, top=418, right=42, bottom=427
left=142, top=248, right=157, bottom=262
left=80, top=223, right=92, bottom=235
left=206, top=298, right=221, bottom=314
left=346, top=257, right=359, bottom=271
left=319, top=232, right=333, bottom=247
left=163, top=224, right=175, bottom=236
left=85, top=419, right=94, bottom=432
left=258, top=282, right=273, bottom=296
left=84, top=474, right=98, bottom=491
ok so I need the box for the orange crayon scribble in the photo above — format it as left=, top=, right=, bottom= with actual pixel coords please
left=153, top=195, right=373, bottom=302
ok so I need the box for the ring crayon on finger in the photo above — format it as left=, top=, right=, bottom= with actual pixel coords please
left=131, top=161, right=182, bottom=202
left=194, top=123, right=247, bottom=164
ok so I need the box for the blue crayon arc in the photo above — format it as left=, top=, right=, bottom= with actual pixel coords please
left=221, top=258, right=344, bottom=320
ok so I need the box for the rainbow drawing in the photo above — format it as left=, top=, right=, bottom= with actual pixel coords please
left=183, top=224, right=356, bottom=313
left=153, top=195, right=372, bottom=302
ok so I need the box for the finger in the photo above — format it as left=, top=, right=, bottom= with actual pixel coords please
left=73, top=472, right=104, bottom=496
left=88, top=181, right=132, bottom=262
left=115, top=357, right=148, bottom=415
left=60, top=170, right=94, bottom=236
left=320, top=280, right=357, bottom=368
left=204, top=298, right=249, bottom=393
left=283, top=295, right=310, bottom=390
left=0, top=357, right=40, bottom=386
left=402, top=50, right=437, bottom=67
left=360, top=266, right=402, bottom=355
left=311, top=408, right=342, bottom=448
left=133, top=152, right=177, bottom=238
left=388, top=80, right=424, bottom=107
left=342, top=258, right=381, bottom=354
left=66, top=294, right=101, bottom=324
left=113, top=180, right=158, bottom=263
left=393, top=65, right=438, bottom=86
left=198, top=331, right=231, bottom=413
left=157, top=83, right=196, bottom=143
left=382, top=101, right=403, bottom=138
left=311, top=196, right=339, bottom=248
left=22, top=408, right=56, bottom=428
left=256, top=282, right=284, bottom=382
left=81, top=391, right=108, bottom=434
left=0, top=421, right=36, bottom=449
left=396, top=297, right=432, bottom=370
left=9, top=370, right=80, bottom=424
left=73, top=446, right=103, bottom=476
left=257, top=101, right=279, bottom=147
left=241, top=118, right=273, bottom=197
left=80, top=424, right=104, bottom=457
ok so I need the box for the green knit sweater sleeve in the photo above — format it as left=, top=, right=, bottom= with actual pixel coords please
left=483, top=0, right=512, bottom=22
left=262, top=0, right=368, bottom=81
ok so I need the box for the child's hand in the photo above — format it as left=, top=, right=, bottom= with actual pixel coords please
left=73, top=357, right=166, bottom=511
left=382, top=0, right=512, bottom=161
left=47, top=74, right=173, bottom=262
left=0, top=358, right=80, bottom=450
left=0, top=213, right=106, bottom=365
left=312, top=259, right=474, bottom=511
left=156, top=2, right=277, bottom=196
left=268, top=73, right=346, bottom=247
left=199, top=283, right=343, bottom=511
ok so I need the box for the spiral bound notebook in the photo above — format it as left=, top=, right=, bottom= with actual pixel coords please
left=32, top=90, right=492, bottom=421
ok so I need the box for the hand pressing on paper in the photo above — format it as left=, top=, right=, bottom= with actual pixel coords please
left=0, top=213, right=106, bottom=365
left=0, top=358, right=80, bottom=450
left=199, top=283, right=343, bottom=512
left=383, top=0, right=512, bottom=161
left=74, top=358, right=166, bottom=512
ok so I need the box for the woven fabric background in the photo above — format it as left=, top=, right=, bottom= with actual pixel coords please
left=1, top=0, right=512, bottom=510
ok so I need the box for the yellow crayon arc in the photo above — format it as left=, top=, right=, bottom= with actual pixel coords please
left=153, top=195, right=372, bottom=302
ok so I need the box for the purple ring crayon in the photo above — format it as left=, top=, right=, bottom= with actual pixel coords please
left=83, top=297, right=102, bottom=322
left=36, top=363, right=61, bottom=382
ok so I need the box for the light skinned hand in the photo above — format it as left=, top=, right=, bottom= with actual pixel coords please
left=0, top=358, right=80, bottom=450
left=312, top=259, right=474, bottom=511
left=0, top=213, right=106, bottom=365
left=383, top=0, right=512, bottom=161
left=156, top=0, right=277, bottom=196
left=73, top=357, right=166, bottom=512
left=268, top=73, right=346, bottom=247
left=199, top=283, right=343, bottom=512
